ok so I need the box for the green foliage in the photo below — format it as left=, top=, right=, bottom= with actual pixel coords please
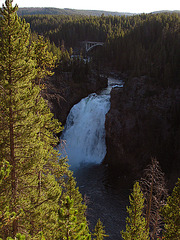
left=32, top=35, right=57, bottom=85
left=0, top=233, right=25, bottom=240
left=0, top=158, right=17, bottom=238
left=0, top=0, right=64, bottom=238
left=0, top=4, right=92, bottom=240
left=0, top=231, right=47, bottom=240
left=105, top=13, right=180, bottom=86
left=121, top=182, right=149, bottom=240
left=162, top=178, right=180, bottom=239
left=0, top=160, right=11, bottom=184
left=24, top=12, right=180, bottom=87
left=58, top=196, right=91, bottom=240
left=93, top=219, right=108, bottom=240
left=59, top=172, right=91, bottom=240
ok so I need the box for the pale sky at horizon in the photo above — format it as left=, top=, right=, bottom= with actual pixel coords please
left=0, top=0, right=179, bottom=14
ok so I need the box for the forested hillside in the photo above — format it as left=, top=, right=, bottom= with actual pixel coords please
left=17, top=7, right=133, bottom=17
left=24, top=12, right=180, bottom=87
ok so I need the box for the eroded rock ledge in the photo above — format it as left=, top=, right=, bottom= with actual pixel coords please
left=43, top=72, right=108, bottom=125
left=104, top=76, right=180, bottom=186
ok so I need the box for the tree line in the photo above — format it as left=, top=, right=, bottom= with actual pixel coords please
left=17, top=7, right=134, bottom=17
left=23, top=12, right=180, bottom=87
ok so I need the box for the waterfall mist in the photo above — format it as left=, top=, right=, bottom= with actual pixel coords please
left=61, top=93, right=110, bottom=169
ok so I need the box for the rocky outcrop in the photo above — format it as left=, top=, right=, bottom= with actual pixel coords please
left=42, top=72, right=108, bottom=125
left=105, top=76, right=180, bottom=185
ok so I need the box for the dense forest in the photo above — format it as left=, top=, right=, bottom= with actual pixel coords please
left=0, top=0, right=180, bottom=239
left=23, top=12, right=180, bottom=87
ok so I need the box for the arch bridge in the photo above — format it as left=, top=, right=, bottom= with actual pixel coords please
left=81, top=41, right=104, bottom=52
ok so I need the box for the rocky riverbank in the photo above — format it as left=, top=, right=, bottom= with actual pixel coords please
left=42, top=71, right=108, bottom=125
left=104, top=76, right=180, bottom=187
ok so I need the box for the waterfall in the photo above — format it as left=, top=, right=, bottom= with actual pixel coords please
left=58, top=77, right=127, bottom=240
left=59, top=78, right=123, bottom=169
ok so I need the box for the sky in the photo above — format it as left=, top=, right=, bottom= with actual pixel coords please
left=0, top=0, right=179, bottom=14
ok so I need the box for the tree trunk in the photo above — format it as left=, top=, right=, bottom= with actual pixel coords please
left=9, top=104, right=18, bottom=237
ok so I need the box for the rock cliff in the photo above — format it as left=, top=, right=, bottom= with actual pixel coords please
left=105, top=76, right=180, bottom=186
left=42, top=71, right=108, bottom=125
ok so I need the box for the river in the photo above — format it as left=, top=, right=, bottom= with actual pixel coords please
left=59, top=77, right=130, bottom=239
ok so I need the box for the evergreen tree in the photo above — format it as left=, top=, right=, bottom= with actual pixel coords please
left=0, top=0, right=36, bottom=236
left=93, top=219, right=108, bottom=240
left=58, top=196, right=91, bottom=240
left=0, top=0, right=64, bottom=238
left=32, top=35, right=57, bottom=86
left=59, top=172, right=91, bottom=240
left=162, top=178, right=180, bottom=239
left=62, top=172, right=88, bottom=224
left=121, top=182, right=149, bottom=240
left=0, top=2, right=92, bottom=239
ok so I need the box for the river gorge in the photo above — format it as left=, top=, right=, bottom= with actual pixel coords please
left=58, top=77, right=129, bottom=239
left=44, top=71, right=179, bottom=239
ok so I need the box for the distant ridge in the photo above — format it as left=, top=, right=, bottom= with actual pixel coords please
left=17, top=8, right=180, bottom=17
left=151, top=10, right=180, bottom=14
left=17, top=7, right=134, bottom=16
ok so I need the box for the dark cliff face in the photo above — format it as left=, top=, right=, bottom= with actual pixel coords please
left=105, top=76, right=180, bottom=186
left=42, top=72, right=108, bottom=125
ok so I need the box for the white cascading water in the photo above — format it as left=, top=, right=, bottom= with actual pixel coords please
left=58, top=78, right=127, bottom=240
left=60, top=78, right=123, bottom=169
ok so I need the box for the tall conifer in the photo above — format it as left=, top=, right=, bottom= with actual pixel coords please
left=0, top=1, right=92, bottom=239
left=0, top=0, right=64, bottom=238
left=162, top=178, right=180, bottom=239
left=121, top=182, right=149, bottom=240
left=58, top=196, right=91, bottom=240
left=93, top=219, right=108, bottom=240
left=59, top=172, right=91, bottom=239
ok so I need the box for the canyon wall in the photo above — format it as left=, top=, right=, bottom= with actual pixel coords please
left=105, top=76, right=180, bottom=186
left=43, top=72, right=108, bottom=125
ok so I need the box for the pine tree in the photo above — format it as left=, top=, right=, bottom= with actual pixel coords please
left=0, top=2, right=93, bottom=239
left=93, top=219, right=108, bottom=240
left=0, top=1, right=65, bottom=238
left=62, top=172, right=89, bottom=225
left=58, top=196, right=91, bottom=240
left=0, top=0, right=36, bottom=236
left=121, top=182, right=149, bottom=240
left=32, top=35, right=57, bottom=86
left=59, top=172, right=91, bottom=240
left=162, top=178, right=180, bottom=239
